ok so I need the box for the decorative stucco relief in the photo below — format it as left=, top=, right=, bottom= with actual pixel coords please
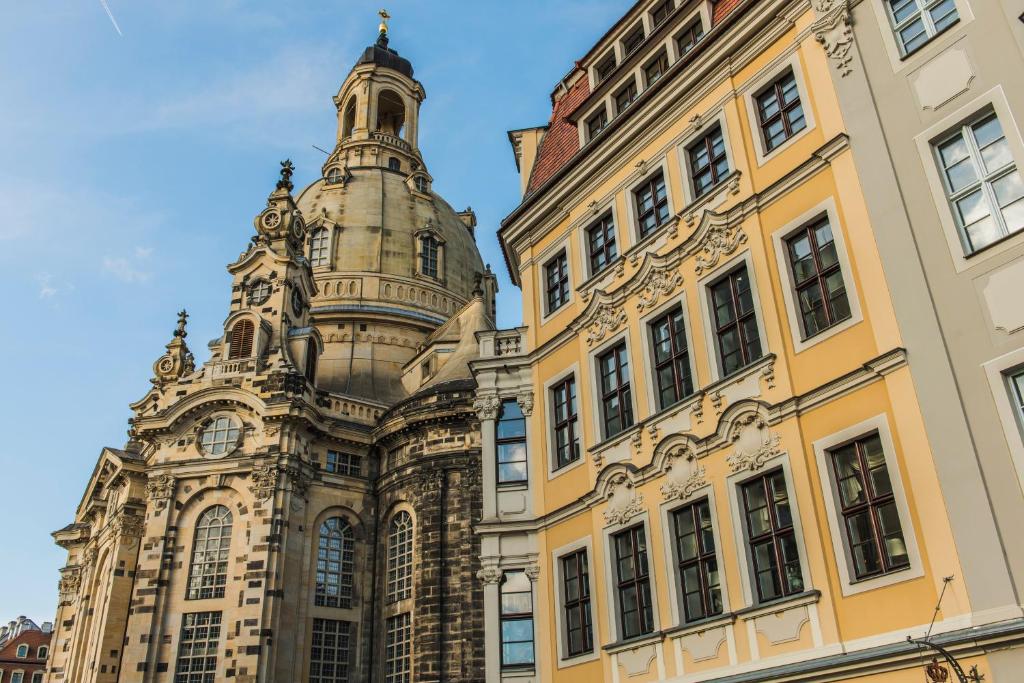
left=661, top=449, right=708, bottom=502
left=812, top=0, right=855, bottom=78
left=146, top=474, right=175, bottom=510
left=249, top=465, right=280, bottom=502
left=693, top=222, right=747, bottom=276
left=636, top=266, right=684, bottom=312
left=473, top=395, right=501, bottom=421
left=604, top=475, right=645, bottom=526
left=586, top=304, right=629, bottom=346
left=726, top=414, right=782, bottom=473
left=58, top=567, right=82, bottom=606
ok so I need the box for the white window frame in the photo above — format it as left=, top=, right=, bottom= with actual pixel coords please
left=590, top=47, right=622, bottom=90
left=869, top=0, right=974, bottom=71
left=742, top=53, right=816, bottom=167
left=588, top=331, right=640, bottom=444
left=659, top=486, right=731, bottom=627
left=576, top=196, right=622, bottom=281
left=638, top=292, right=700, bottom=416
left=14, top=646, right=27, bottom=659
left=544, top=363, right=585, bottom=480
left=624, top=157, right=678, bottom=248
left=915, top=86, right=1024, bottom=272
left=414, top=228, right=446, bottom=282
left=309, top=225, right=333, bottom=269
left=551, top=537, right=600, bottom=667
left=771, top=197, right=864, bottom=353
left=983, top=348, right=1024, bottom=498
left=677, top=110, right=736, bottom=207
left=697, top=250, right=770, bottom=384
left=538, top=236, right=576, bottom=324
left=670, top=4, right=711, bottom=62
left=812, top=414, right=924, bottom=596
left=726, top=452, right=813, bottom=607
left=883, top=0, right=961, bottom=57
left=601, top=511, right=663, bottom=643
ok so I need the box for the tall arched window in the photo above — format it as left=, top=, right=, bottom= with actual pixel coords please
left=187, top=506, right=232, bottom=600
left=386, top=512, right=414, bottom=603
left=305, top=338, right=318, bottom=384
left=316, top=517, right=355, bottom=608
left=36, top=646, right=48, bottom=659
left=420, top=235, right=439, bottom=279
left=342, top=97, right=357, bottom=139
left=228, top=319, right=255, bottom=360
left=310, top=227, right=330, bottom=267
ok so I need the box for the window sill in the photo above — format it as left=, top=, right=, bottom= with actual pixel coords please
left=680, top=170, right=742, bottom=226
left=898, top=19, right=961, bottom=62
left=623, top=216, right=680, bottom=266
left=734, top=589, right=821, bottom=621
left=589, top=421, right=641, bottom=458
left=577, top=256, right=625, bottom=300
left=963, top=227, right=1024, bottom=262
left=707, top=352, right=776, bottom=395
left=664, top=611, right=736, bottom=639
left=602, top=630, right=665, bottom=654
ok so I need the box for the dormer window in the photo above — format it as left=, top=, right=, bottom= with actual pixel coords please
left=615, top=79, right=639, bottom=115
left=595, top=52, right=617, bottom=83
left=16, top=644, right=28, bottom=658
left=327, top=167, right=343, bottom=184
left=388, top=157, right=402, bottom=172
left=419, top=234, right=441, bottom=279
left=310, top=227, right=330, bottom=267
left=676, top=19, right=705, bottom=57
left=644, top=50, right=670, bottom=87
left=651, top=0, right=673, bottom=27
left=587, top=108, right=609, bottom=140
left=622, top=24, right=645, bottom=56
left=414, top=175, right=429, bottom=193
left=228, top=320, right=255, bottom=359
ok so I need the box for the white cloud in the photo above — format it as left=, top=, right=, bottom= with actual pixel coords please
left=103, top=246, right=154, bottom=284
left=36, top=273, right=57, bottom=299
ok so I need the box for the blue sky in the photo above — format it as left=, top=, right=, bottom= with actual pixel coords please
left=0, top=0, right=625, bottom=622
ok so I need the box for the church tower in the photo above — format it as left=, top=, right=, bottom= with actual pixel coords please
left=45, top=13, right=490, bottom=683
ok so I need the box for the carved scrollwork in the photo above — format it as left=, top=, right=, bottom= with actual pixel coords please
left=476, top=566, right=502, bottom=585
left=249, top=465, right=280, bottom=502
left=726, top=414, right=782, bottom=473
left=693, top=223, right=747, bottom=276
left=473, top=395, right=501, bottom=421
left=604, top=475, right=645, bottom=526
left=114, top=513, right=145, bottom=540
left=761, top=360, right=777, bottom=390
left=146, top=474, right=175, bottom=510
left=812, top=0, right=855, bottom=77
left=636, top=267, right=684, bottom=312
left=418, top=469, right=446, bottom=493
left=524, top=564, right=541, bottom=581
left=586, top=304, right=628, bottom=346
left=516, top=391, right=535, bottom=418
left=57, top=567, right=82, bottom=606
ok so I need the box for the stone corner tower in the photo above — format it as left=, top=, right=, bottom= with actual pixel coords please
left=44, top=13, right=492, bottom=683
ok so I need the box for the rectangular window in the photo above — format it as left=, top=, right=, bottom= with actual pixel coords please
left=561, top=550, right=594, bottom=657
left=786, top=218, right=852, bottom=338
left=497, top=399, right=528, bottom=485
left=598, top=342, right=634, bottom=439
left=613, top=525, right=654, bottom=639
left=634, top=171, right=670, bottom=237
left=710, top=266, right=762, bottom=377
left=650, top=305, right=694, bottom=410
left=175, top=611, right=221, bottom=683
left=935, top=112, right=1024, bottom=254
left=587, top=107, right=609, bottom=140
left=644, top=51, right=670, bottom=87
left=385, top=614, right=411, bottom=683
left=1011, top=370, right=1024, bottom=427
left=829, top=434, right=910, bottom=580
left=672, top=499, right=723, bottom=622
left=676, top=20, right=705, bottom=56
left=756, top=71, right=807, bottom=153
left=500, top=571, right=536, bottom=668
left=325, top=451, right=363, bottom=477
left=587, top=214, right=618, bottom=274
left=596, top=52, right=617, bottom=83
left=688, top=125, right=730, bottom=198
left=741, top=471, right=804, bottom=603
left=622, top=24, right=646, bottom=55
left=310, top=619, right=352, bottom=683
left=551, top=376, right=581, bottom=470
left=545, top=251, right=570, bottom=314
left=615, top=79, right=639, bottom=114
left=310, top=228, right=331, bottom=267
left=886, top=0, right=959, bottom=56
left=420, top=236, right=439, bottom=278
left=651, top=0, right=673, bottom=27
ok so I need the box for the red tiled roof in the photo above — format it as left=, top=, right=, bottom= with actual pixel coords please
left=522, top=0, right=743, bottom=199
left=525, top=74, right=590, bottom=195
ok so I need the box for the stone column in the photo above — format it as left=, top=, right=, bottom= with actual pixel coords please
left=474, top=396, right=501, bottom=521
left=477, top=566, right=503, bottom=683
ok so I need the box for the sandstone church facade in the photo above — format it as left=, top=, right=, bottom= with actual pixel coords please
left=45, top=21, right=494, bottom=683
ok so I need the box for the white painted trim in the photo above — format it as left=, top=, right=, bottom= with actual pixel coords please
left=587, top=330, right=640, bottom=444
left=550, top=536, right=601, bottom=667
left=543, top=363, right=586, bottom=480
left=770, top=196, right=864, bottom=353
left=677, top=110, right=735, bottom=206
left=914, top=85, right=1024, bottom=272
left=742, top=52, right=816, bottom=167
left=982, top=347, right=1024, bottom=498
left=696, top=250, right=770, bottom=384
left=725, top=453, right=813, bottom=607
left=867, top=0, right=975, bottom=73
left=810, top=414, right=925, bottom=596
left=601, top=512, right=663, bottom=643
left=623, top=156, right=678, bottom=249
left=537, top=236, right=576, bottom=324
left=637, top=291, right=700, bottom=415
left=658, top=487, right=731, bottom=628
left=669, top=4, right=713, bottom=62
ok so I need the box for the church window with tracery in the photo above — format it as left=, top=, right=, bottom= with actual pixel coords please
left=387, top=512, right=414, bottom=603
left=316, top=517, right=355, bottom=608
left=187, top=506, right=232, bottom=600
left=228, top=319, right=254, bottom=359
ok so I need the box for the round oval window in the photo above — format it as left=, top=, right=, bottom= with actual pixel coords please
left=199, top=416, right=241, bottom=458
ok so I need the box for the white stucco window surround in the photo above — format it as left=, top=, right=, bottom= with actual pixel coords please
left=669, top=3, right=713, bottom=63
left=658, top=487, right=732, bottom=628
left=623, top=156, right=679, bottom=252
left=601, top=511, right=664, bottom=644
left=637, top=292, right=700, bottom=415
left=771, top=196, right=864, bottom=353
left=537, top=235, right=576, bottom=324
left=811, top=414, right=924, bottom=596
left=725, top=452, right=814, bottom=608
left=915, top=86, right=1024, bottom=272
left=574, top=195, right=622, bottom=282
left=413, top=227, right=446, bottom=282
left=587, top=330, right=640, bottom=446
left=983, top=347, right=1024, bottom=497
left=550, top=537, right=600, bottom=667
left=677, top=110, right=737, bottom=207
left=869, top=0, right=975, bottom=72
left=543, top=364, right=585, bottom=480
left=741, top=51, right=816, bottom=167
left=697, top=250, right=771, bottom=384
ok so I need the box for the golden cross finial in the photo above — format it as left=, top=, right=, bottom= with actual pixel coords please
left=378, top=9, right=390, bottom=35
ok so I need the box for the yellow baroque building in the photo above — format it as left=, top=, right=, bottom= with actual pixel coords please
left=475, top=0, right=1024, bottom=681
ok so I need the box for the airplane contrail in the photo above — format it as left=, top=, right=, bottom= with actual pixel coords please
left=99, top=0, right=123, bottom=36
